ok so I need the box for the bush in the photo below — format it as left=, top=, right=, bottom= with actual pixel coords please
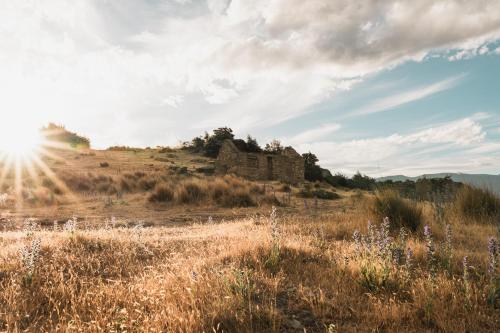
left=298, top=189, right=340, bottom=200
left=176, top=180, right=207, bottom=203
left=218, top=188, right=256, bottom=207
left=371, top=189, right=423, bottom=232
left=41, top=123, right=90, bottom=149
left=452, top=185, right=500, bottom=223
left=100, top=162, right=110, bottom=168
left=148, top=184, right=175, bottom=203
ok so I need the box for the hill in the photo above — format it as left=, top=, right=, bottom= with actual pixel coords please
left=0, top=146, right=343, bottom=224
left=378, top=172, right=500, bottom=194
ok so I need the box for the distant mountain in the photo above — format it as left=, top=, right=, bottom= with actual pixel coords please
left=377, top=173, right=500, bottom=194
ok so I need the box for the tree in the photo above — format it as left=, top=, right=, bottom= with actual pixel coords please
left=190, top=136, right=205, bottom=153
left=41, top=123, right=90, bottom=149
left=302, top=152, right=323, bottom=182
left=351, top=171, right=375, bottom=190
left=264, top=139, right=283, bottom=154
left=245, top=135, right=262, bottom=153
left=203, top=127, right=234, bottom=157
left=326, top=173, right=350, bottom=187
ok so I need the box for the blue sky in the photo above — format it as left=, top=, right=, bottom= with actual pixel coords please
left=0, top=0, right=499, bottom=176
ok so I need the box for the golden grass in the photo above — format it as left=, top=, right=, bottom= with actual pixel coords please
left=0, top=206, right=498, bottom=332
left=371, top=189, right=423, bottom=231
left=451, top=185, right=500, bottom=224
left=148, top=176, right=275, bottom=208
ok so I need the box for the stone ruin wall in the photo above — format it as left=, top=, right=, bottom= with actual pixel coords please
left=215, top=140, right=304, bottom=184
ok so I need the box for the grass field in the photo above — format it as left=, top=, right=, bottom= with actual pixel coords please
left=0, top=148, right=499, bottom=332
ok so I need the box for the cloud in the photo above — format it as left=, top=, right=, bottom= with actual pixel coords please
left=296, top=117, right=490, bottom=176
left=348, top=75, right=465, bottom=116
left=0, top=1, right=500, bottom=147
left=286, top=123, right=341, bottom=145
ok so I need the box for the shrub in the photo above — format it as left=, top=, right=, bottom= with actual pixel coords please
left=176, top=180, right=207, bottom=203
left=138, top=178, right=157, bottom=191
left=218, top=188, right=256, bottom=207
left=298, top=189, right=340, bottom=200
left=148, top=184, right=175, bottom=203
left=302, top=152, right=323, bottom=182
left=41, top=123, right=90, bottom=148
left=100, top=162, right=110, bottom=168
left=371, top=189, right=423, bottom=232
left=452, top=185, right=500, bottom=223
left=280, top=184, right=292, bottom=193
left=211, top=179, right=230, bottom=200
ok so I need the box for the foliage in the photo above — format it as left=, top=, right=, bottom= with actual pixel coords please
left=298, top=188, right=340, bottom=200
left=302, top=152, right=323, bottom=182
left=350, top=172, right=375, bottom=190
left=377, top=176, right=461, bottom=202
left=203, top=127, right=235, bottom=157
left=183, top=127, right=234, bottom=157
left=264, top=139, right=283, bottom=154
left=41, top=123, right=90, bottom=149
left=245, top=135, right=262, bottom=153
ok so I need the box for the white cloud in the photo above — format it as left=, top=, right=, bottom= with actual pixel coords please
left=161, top=95, right=185, bottom=108
left=286, top=123, right=341, bottom=145
left=349, top=75, right=464, bottom=117
left=0, top=1, right=500, bottom=147
left=296, top=117, right=491, bottom=176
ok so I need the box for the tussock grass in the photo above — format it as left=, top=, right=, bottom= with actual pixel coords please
left=148, top=176, right=274, bottom=208
left=371, top=189, right=423, bottom=231
left=0, top=211, right=498, bottom=332
left=452, top=185, right=500, bottom=224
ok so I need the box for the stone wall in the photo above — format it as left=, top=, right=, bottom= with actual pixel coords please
left=215, top=140, right=304, bottom=184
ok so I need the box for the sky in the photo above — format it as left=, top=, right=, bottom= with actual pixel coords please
left=1, top=0, right=500, bottom=177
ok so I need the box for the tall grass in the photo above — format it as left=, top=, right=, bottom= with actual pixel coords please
left=0, top=211, right=497, bottom=332
left=148, top=176, right=274, bottom=207
left=452, top=185, right=500, bottom=224
left=371, top=189, right=423, bottom=231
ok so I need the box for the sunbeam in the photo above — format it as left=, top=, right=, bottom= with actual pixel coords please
left=0, top=125, right=80, bottom=211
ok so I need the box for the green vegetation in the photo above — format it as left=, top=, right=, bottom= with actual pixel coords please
left=41, top=123, right=90, bottom=149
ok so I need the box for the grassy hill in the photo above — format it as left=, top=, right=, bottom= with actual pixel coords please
left=0, top=147, right=499, bottom=332
left=0, top=146, right=343, bottom=224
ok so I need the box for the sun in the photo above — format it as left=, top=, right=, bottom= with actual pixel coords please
left=0, top=123, right=44, bottom=158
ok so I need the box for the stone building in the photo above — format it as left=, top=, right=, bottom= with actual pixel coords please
left=215, top=140, right=304, bottom=184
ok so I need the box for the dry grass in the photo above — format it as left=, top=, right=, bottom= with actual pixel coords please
left=0, top=205, right=498, bottom=332
left=148, top=176, right=275, bottom=208
left=371, top=189, right=423, bottom=231
left=451, top=185, right=500, bottom=224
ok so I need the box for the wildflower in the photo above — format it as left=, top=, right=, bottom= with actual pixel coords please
left=424, top=225, right=437, bottom=287
left=366, top=220, right=375, bottom=253
left=487, top=237, right=498, bottom=278
left=377, top=217, right=391, bottom=259
left=487, top=237, right=498, bottom=306
left=0, top=193, right=7, bottom=206
left=443, top=223, right=453, bottom=273
left=270, top=206, right=279, bottom=241
left=463, top=256, right=471, bottom=303
left=23, top=218, right=39, bottom=238
left=20, top=238, right=41, bottom=277
left=64, top=216, right=78, bottom=234
left=406, top=247, right=414, bottom=272
left=353, top=230, right=362, bottom=256
left=207, top=216, right=213, bottom=224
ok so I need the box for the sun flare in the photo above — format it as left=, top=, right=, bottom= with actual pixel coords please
left=0, top=124, right=44, bottom=158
